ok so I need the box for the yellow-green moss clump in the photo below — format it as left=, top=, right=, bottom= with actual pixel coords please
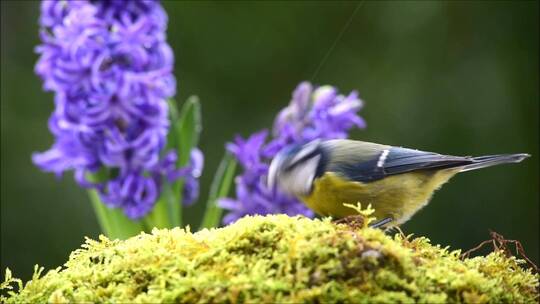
left=2, top=215, right=538, bottom=303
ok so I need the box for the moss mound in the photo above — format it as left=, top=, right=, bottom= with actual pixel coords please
left=2, top=215, right=538, bottom=303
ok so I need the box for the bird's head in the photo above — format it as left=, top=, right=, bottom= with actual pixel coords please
left=267, top=139, right=325, bottom=197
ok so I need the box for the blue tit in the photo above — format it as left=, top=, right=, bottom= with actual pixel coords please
left=267, top=139, right=529, bottom=228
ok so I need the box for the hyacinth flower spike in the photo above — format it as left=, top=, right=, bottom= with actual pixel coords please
left=218, top=82, right=366, bottom=224
left=33, top=0, right=203, bottom=239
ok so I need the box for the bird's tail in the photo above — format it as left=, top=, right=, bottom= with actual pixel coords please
left=460, top=153, right=530, bottom=172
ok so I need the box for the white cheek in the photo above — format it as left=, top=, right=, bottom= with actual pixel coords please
left=281, top=155, right=320, bottom=196
left=304, top=171, right=315, bottom=194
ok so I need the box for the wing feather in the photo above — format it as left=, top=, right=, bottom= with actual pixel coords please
left=330, top=145, right=472, bottom=183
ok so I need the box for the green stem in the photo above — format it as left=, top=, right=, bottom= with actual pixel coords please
left=171, top=180, right=184, bottom=227
left=88, top=190, right=145, bottom=240
left=89, top=190, right=113, bottom=237
left=200, top=155, right=237, bottom=229
left=142, top=196, right=171, bottom=230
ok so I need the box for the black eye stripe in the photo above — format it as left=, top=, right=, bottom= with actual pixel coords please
left=284, top=150, right=319, bottom=172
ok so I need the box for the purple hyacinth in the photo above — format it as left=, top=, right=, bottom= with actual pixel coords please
left=33, top=0, right=202, bottom=218
left=219, top=82, right=365, bottom=224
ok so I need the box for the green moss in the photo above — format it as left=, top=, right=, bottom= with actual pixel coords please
left=2, top=214, right=538, bottom=303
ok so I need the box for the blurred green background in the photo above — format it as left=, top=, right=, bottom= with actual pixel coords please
left=1, top=1, right=538, bottom=281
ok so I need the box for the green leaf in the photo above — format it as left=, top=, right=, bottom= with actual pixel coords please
left=169, top=96, right=202, bottom=227
left=88, top=190, right=145, bottom=240
left=175, top=96, right=202, bottom=166
left=200, top=153, right=237, bottom=229
left=165, top=99, right=180, bottom=152
left=144, top=98, right=183, bottom=230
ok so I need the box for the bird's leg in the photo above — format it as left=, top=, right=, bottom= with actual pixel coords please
left=369, top=217, right=393, bottom=229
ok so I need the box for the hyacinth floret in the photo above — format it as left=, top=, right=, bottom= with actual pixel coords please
left=33, top=0, right=202, bottom=219
left=219, top=82, right=365, bottom=224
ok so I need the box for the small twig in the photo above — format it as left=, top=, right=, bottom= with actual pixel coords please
left=461, top=239, right=495, bottom=260
left=391, top=226, right=407, bottom=240
left=461, top=230, right=538, bottom=273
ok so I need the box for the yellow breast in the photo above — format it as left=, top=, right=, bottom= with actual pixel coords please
left=300, top=169, right=459, bottom=225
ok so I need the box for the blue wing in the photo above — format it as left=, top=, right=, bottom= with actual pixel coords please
left=337, top=147, right=472, bottom=183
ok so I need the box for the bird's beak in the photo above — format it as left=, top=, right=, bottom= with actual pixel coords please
left=267, top=152, right=285, bottom=190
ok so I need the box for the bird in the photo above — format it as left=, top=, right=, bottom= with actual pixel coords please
left=267, top=139, right=529, bottom=228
